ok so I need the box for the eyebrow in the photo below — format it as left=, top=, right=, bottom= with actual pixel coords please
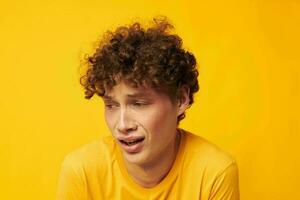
left=103, top=92, right=152, bottom=100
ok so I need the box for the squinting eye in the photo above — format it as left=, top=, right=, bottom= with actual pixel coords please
left=105, top=104, right=118, bottom=109
left=105, top=105, right=112, bottom=108
left=133, top=102, right=148, bottom=107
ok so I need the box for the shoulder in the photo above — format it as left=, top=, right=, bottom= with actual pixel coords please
left=181, top=129, right=237, bottom=175
left=57, top=136, right=116, bottom=199
left=61, top=135, right=116, bottom=172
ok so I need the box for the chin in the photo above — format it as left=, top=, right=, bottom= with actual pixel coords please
left=123, top=152, right=148, bottom=166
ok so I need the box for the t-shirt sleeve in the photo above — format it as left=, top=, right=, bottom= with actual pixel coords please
left=56, top=155, right=88, bottom=200
left=208, top=161, right=240, bottom=200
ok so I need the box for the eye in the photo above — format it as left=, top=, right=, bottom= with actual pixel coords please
left=104, top=102, right=119, bottom=109
left=132, top=101, right=148, bottom=107
left=105, top=104, right=113, bottom=109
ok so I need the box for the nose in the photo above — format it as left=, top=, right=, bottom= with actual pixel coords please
left=117, top=108, right=137, bottom=134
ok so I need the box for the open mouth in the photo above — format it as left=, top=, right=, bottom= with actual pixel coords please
left=119, top=138, right=145, bottom=146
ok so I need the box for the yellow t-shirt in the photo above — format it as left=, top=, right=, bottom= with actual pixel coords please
left=57, top=129, right=239, bottom=200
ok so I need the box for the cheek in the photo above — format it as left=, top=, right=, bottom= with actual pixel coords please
left=104, top=111, right=116, bottom=130
left=141, top=106, right=177, bottom=134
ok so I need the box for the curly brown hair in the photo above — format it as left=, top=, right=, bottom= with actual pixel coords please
left=80, top=17, right=199, bottom=122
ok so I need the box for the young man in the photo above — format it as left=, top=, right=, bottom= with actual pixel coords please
left=57, top=17, right=240, bottom=199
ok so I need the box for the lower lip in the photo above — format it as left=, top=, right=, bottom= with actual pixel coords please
left=119, top=139, right=144, bottom=153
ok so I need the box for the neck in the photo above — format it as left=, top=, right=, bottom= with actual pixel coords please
left=124, top=131, right=181, bottom=188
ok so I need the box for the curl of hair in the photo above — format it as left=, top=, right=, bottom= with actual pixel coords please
left=80, top=17, right=199, bottom=123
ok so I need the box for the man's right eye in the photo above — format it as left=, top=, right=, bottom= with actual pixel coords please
left=105, top=104, right=116, bottom=109
left=105, top=104, right=112, bottom=108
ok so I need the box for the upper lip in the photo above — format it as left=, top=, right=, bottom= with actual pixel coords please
left=117, top=136, right=145, bottom=142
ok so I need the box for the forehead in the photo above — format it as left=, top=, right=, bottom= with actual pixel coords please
left=103, top=81, right=167, bottom=100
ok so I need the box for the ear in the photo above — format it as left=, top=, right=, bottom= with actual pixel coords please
left=177, top=85, right=190, bottom=117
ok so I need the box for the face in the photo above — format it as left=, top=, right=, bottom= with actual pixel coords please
left=102, top=81, right=187, bottom=167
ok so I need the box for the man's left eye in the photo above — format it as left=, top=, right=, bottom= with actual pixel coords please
left=133, top=102, right=147, bottom=107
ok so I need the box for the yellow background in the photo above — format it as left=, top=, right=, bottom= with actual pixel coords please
left=1, top=0, right=299, bottom=199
